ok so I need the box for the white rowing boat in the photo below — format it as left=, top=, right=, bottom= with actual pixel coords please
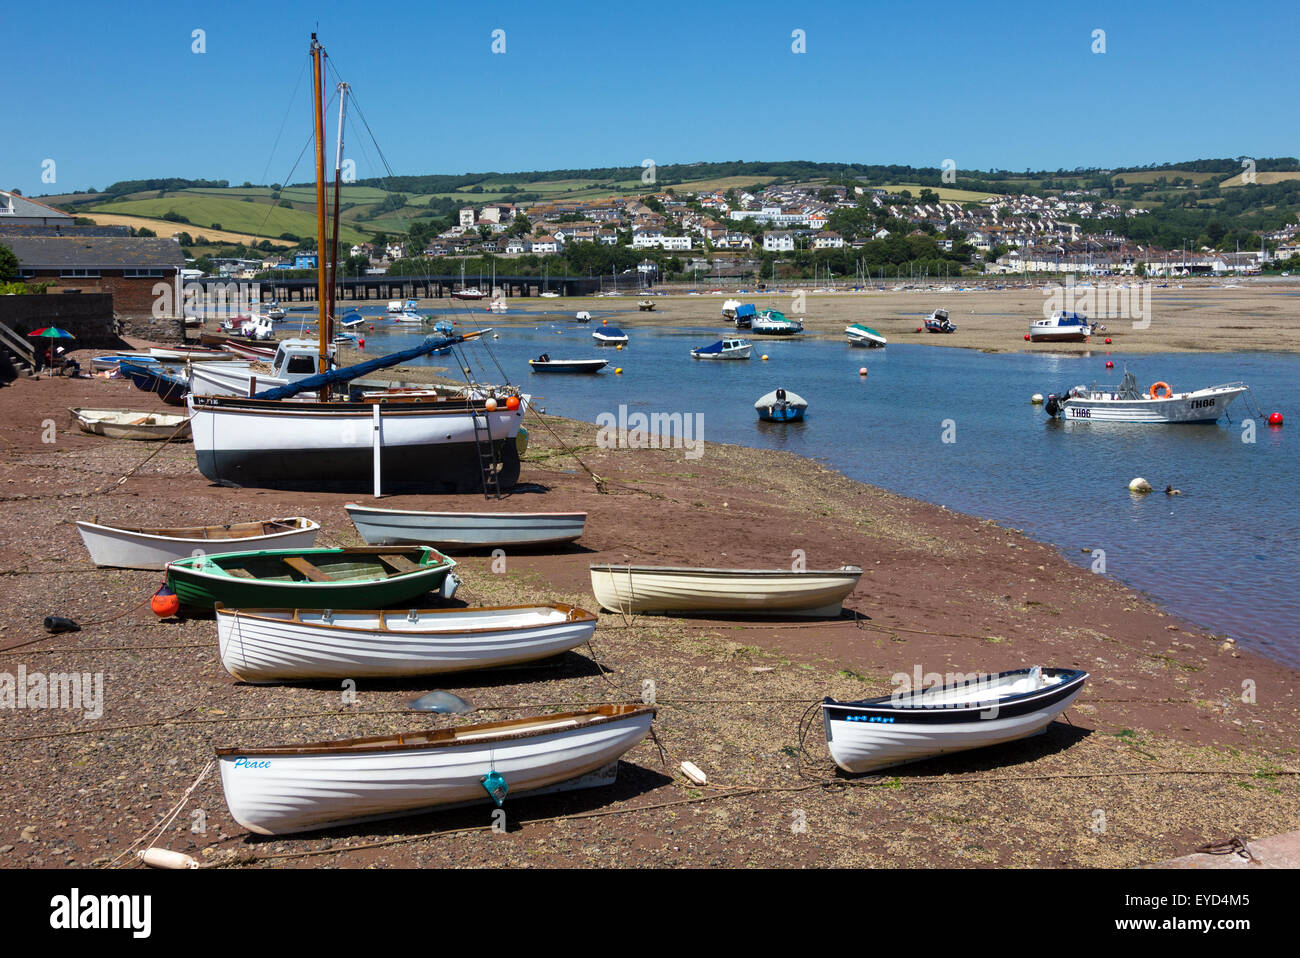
left=822, top=666, right=1088, bottom=773
left=74, top=516, right=320, bottom=570
left=216, top=602, right=597, bottom=682
left=345, top=503, right=586, bottom=548
left=589, top=563, right=863, bottom=617
left=216, top=704, right=656, bottom=834
left=69, top=407, right=192, bottom=442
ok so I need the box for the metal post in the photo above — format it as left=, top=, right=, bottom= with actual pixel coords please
left=372, top=404, right=383, bottom=498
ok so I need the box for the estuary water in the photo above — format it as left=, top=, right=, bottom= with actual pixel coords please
left=346, top=306, right=1298, bottom=667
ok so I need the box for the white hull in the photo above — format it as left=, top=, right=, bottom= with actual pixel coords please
left=189, top=362, right=317, bottom=399
left=149, top=347, right=232, bottom=361
left=217, top=707, right=654, bottom=834
left=691, top=345, right=752, bottom=360
left=75, top=517, right=320, bottom=570
left=217, top=604, right=597, bottom=682
left=823, top=669, right=1087, bottom=773
left=187, top=394, right=526, bottom=491
left=70, top=408, right=191, bottom=441
left=590, top=564, right=862, bottom=617
left=345, top=503, right=586, bottom=547
left=1060, top=385, right=1246, bottom=423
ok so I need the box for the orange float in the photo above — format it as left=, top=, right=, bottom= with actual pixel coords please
left=1149, top=381, right=1173, bottom=399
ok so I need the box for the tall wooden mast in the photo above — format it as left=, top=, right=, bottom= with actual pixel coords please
left=310, top=34, right=330, bottom=399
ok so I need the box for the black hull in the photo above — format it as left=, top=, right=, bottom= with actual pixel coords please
left=196, top=438, right=521, bottom=494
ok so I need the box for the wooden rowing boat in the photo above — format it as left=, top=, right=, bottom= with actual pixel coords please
left=822, top=667, right=1088, bottom=773
left=69, top=407, right=192, bottom=442
left=216, top=704, right=655, bottom=834
left=344, top=502, right=586, bottom=549
left=216, top=602, right=597, bottom=682
left=589, top=563, right=863, bottom=617
left=75, top=516, right=319, bottom=570
left=165, top=546, right=455, bottom=610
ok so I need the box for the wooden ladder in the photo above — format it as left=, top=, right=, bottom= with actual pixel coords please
left=470, top=407, right=501, bottom=500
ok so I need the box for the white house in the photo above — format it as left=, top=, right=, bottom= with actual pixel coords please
left=763, top=231, right=795, bottom=252
left=529, top=235, right=562, bottom=254
left=812, top=231, right=844, bottom=249
left=459, top=207, right=476, bottom=228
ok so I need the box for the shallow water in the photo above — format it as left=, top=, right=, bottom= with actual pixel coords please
left=356, top=311, right=1298, bottom=667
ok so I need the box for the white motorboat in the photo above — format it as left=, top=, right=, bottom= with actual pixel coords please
left=691, top=338, right=753, bottom=360
left=216, top=602, right=597, bottom=682
left=845, top=323, right=887, bottom=348
left=69, top=407, right=192, bottom=442
left=755, top=387, right=807, bottom=422
left=923, top=308, right=956, bottom=334
left=589, top=563, right=862, bottom=617
left=822, top=667, right=1088, bottom=773
left=592, top=326, right=628, bottom=345
left=188, top=338, right=335, bottom=398
left=575, top=311, right=591, bottom=322
left=721, top=299, right=741, bottom=320
left=75, top=516, right=319, bottom=570
left=1044, top=370, right=1249, bottom=423
left=752, top=310, right=803, bottom=335
left=1029, top=311, right=1092, bottom=343
left=386, top=300, right=404, bottom=313
left=345, top=502, right=586, bottom=548
left=216, top=704, right=656, bottom=834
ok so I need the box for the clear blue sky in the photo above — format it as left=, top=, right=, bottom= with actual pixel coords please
left=6, top=0, right=1297, bottom=196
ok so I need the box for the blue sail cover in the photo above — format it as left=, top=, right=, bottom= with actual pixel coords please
left=252, top=333, right=466, bottom=401
left=735, top=304, right=756, bottom=319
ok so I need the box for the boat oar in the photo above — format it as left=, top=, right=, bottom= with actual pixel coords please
left=407, top=691, right=473, bottom=714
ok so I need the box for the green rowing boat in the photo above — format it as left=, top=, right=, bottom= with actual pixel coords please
left=165, top=546, right=456, bottom=610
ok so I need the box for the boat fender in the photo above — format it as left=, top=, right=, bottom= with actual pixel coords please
left=151, top=584, right=181, bottom=619
left=1149, top=381, right=1172, bottom=399
left=481, top=769, right=509, bottom=806
left=139, top=848, right=199, bottom=870
left=680, top=761, right=708, bottom=785
left=440, top=572, right=460, bottom=601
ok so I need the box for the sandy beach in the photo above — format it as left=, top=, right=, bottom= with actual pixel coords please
left=419, top=281, right=1300, bottom=356
left=0, top=353, right=1296, bottom=869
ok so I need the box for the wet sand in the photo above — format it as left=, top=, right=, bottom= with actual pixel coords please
left=469, top=281, right=1300, bottom=356
left=0, top=363, right=1296, bottom=869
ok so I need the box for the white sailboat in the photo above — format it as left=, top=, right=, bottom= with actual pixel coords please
left=187, top=35, right=526, bottom=494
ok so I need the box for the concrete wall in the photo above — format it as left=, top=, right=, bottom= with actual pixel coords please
left=0, top=293, right=124, bottom=348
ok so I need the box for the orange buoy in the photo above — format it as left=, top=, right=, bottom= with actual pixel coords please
left=1149, top=381, right=1173, bottom=399
left=505, top=396, right=520, bottom=411
left=151, top=585, right=180, bottom=619
left=1269, top=412, right=1284, bottom=426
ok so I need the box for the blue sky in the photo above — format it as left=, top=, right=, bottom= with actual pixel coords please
left=5, top=0, right=1297, bottom=196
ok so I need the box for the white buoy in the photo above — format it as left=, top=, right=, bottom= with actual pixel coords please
left=680, top=761, right=708, bottom=785
left=485, top=397, right=498, bottom=412
left=1129, top=477, right=1152, bottom=493
left=139, top=848, right=199, bottom=870
left=1031, top=393, right=1044, bottom=404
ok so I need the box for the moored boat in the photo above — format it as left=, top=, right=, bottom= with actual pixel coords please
left=216, top=602, right=598, bottom=682
left=752, top=310, right=802, bottom=335
left=76, top=517, right=319, bottom=570
left=733, top=304, right=756, bottom=328
left=923, top=308, right=956, bottom=334
left=637, top=300, right=656, bottom=311
left=845, top=323, right=887, bottom=348
left=527, top=355, right=608, bottom=374
left=216, top=703, right=656, bottom=834
left=165, top=545, right=455, bottom=610
left=592, top=326, right=628, bottom=345
left=69, top=407, right=191, bottom=442
left=1043, top=370, right=1249, bottom=423
left=589, top=563, right=862, bottom=617
left=754, top=387, right=807, bottom=422
left=1029, top=310, right=1092, bottom=343
left=822, top=666, right=1088, bottom=773
left=691, top=338, right=753, bottom=360
left=344, top=502, right=587, bottom=548
left=119, top=359, right=189, bottom=406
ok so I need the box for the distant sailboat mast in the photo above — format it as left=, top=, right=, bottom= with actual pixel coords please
left=327, top=79, right=350, bottom=346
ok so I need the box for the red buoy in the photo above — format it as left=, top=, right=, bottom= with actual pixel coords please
left=1024, top=334, right=1031, bottom=341
left=917, top=326, right=923, bottom=333
left=1269, top=412, right=1284, bottom=426
left=1104, top=337, right=1112, bottom=344
left=1106, top=361, right=1114, bottom=368
left=151, top=585, right=180, bottom=619
left=358, top=338, right=365, bottom=349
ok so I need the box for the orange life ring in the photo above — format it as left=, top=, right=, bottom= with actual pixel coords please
left=1149, top=381, right=1172, bottom=399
